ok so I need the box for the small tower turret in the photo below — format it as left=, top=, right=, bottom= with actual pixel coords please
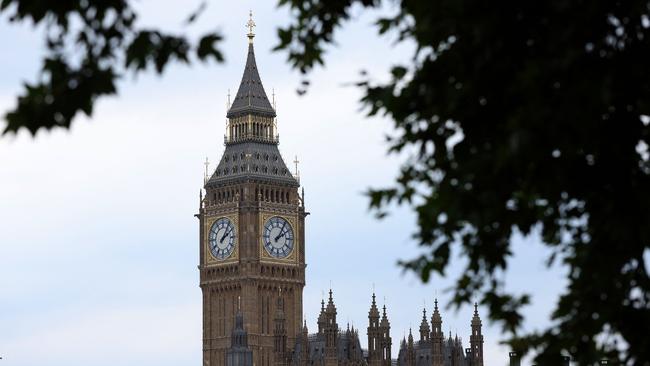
left=406, top=328, right=415, bottom=366
left=324, top=289, right=339, bottom=366
left=469, top=303, right=484, bottom=366
left=379, top=304, right=392, bottom=366
left=419, top=308, right=430, bottom=342
left=431, top=299, right=444, bottom=366
left=226, top=301, right=253, bottom=366
left=367, top=292, right=381, bottom=366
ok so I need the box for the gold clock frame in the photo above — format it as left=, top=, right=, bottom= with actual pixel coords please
left=204, top=214, right=239, bottom=265
left=259, top=213, right=299, bottom=264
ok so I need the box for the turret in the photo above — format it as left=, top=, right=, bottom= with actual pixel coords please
left=298, top=320, right=309, bottom=366
left=469, top=303, right=484, bottom=366
left=379, top=304, right=392, bottom=366
left=419, top=308, right=430, bottom=342
left=367, top=293, right=381, bottom=366
left=324, top=289, right=338, bottom=366
left=406, top=329, right=415, bottom=366
left=226, top=302, right=253, bottom=366
left=318, top=298, right=326, bottom=334
left=431, top=299, right=444, bottom=366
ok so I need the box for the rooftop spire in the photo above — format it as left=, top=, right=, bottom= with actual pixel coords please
left=227, top=12, right=275, bottom=119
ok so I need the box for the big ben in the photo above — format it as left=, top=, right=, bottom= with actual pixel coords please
left=197, top=14, right=306, bottom=366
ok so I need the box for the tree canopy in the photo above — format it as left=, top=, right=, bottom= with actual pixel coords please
left=3, top=0, right=650, bottom=364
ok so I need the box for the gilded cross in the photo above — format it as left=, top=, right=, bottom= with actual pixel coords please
left=246, top=10, right=256, bottom=39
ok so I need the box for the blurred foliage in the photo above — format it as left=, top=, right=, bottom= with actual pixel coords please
left=3, top=0, right=650, bottom=365
left=275, top=0, right=650, bottom=365
left=0, top=0, right=220, bottom=135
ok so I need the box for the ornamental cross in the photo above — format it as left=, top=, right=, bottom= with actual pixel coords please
left=204, top=157, right=209, bottom=184
left=246, top=10, right=256, bottom=37
left=293, top=155, right=300, bottom=176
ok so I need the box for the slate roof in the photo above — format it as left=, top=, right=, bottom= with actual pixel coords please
left=227, top=42, right=276, bottom=119
left=291, top=331, right=365, bottom=366
left=207, top=37, right=296, bottom=188
left=398, top=338, right=470, bottom=366
left=206, top=141, right=298, bottom=187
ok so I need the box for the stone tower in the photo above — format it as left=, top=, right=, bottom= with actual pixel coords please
left=367, top=293, right=381, bottom=366
left=469, top=304, right=484, bottom=366
left=431, top=299, right=444, bottom=366
left=198, top=13, right=306, bottom=366
left=419, top=308, right=430, bottom=342
left=323, top=290, right=339, bottom=366
left=379, top=305, right=392, bottom=366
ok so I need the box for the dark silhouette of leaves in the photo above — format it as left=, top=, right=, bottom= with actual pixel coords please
left=1, top=0, right=222, bottom=135
left=276, top=0, right=650, bottom=364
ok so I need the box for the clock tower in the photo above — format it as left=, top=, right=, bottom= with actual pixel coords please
left=198, top=13, right=306, bottom=366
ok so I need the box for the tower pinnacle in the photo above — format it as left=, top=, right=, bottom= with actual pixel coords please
left=246, top=10, right=256, bottom=43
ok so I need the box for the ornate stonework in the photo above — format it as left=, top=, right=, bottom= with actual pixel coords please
left=198, top=15, right=483, bottom=366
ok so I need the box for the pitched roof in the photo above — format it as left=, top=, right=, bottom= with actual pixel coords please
left=206, top=141, right=298, bottom=187
left=226, top=42, right=276, bottom=118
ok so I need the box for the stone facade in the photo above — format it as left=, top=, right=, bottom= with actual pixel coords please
left=396, top=302, right=483, bottom=366
left=198, top=16, right=484, bottom=366
left=198, top=18, right=306, bottom=366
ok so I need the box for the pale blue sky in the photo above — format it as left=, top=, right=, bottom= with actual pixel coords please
left=0, top=2, right=565, bottom=365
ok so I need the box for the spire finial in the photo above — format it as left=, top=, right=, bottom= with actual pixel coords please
left=246, top=10, right=256, bottom=43
left=272, top=88, right=276, bottom=110
left=204, top=157, right=210, bottom=185
left=293, top=155, right=300, bottom=177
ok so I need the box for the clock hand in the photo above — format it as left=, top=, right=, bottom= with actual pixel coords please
left=275, top=221, right=288, bottom=241
left=220, top=227, right=233, bottom=243
left=275, top=231, right=293, bottom=243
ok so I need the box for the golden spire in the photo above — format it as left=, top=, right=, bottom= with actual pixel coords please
left=246, top=10, right=256, bottom=43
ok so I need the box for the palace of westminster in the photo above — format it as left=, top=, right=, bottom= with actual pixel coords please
left=197, top=14, right=538, bottom=366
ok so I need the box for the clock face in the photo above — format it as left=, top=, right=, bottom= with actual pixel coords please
left=263, top=216, right=294, bottom=258
left=208, top=217, right=236, bottom=260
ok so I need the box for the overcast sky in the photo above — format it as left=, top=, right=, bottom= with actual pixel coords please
left=0, top=2, right=566, bottom=365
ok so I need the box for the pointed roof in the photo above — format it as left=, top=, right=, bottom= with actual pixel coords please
left=368, top=292, right=380, bottom=320
left=227, top=41, right=276, bottom=119
left=419, top=308, right=430, bottom=334
left=471, top=302, right=482, bottom=327
left=231, top=305, right=249, bottom=348
left=431, top=298, right=442, bottom=324
left=380, top=304, right=390, bottom=328
left=326, top=288, right=337, bottom=313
